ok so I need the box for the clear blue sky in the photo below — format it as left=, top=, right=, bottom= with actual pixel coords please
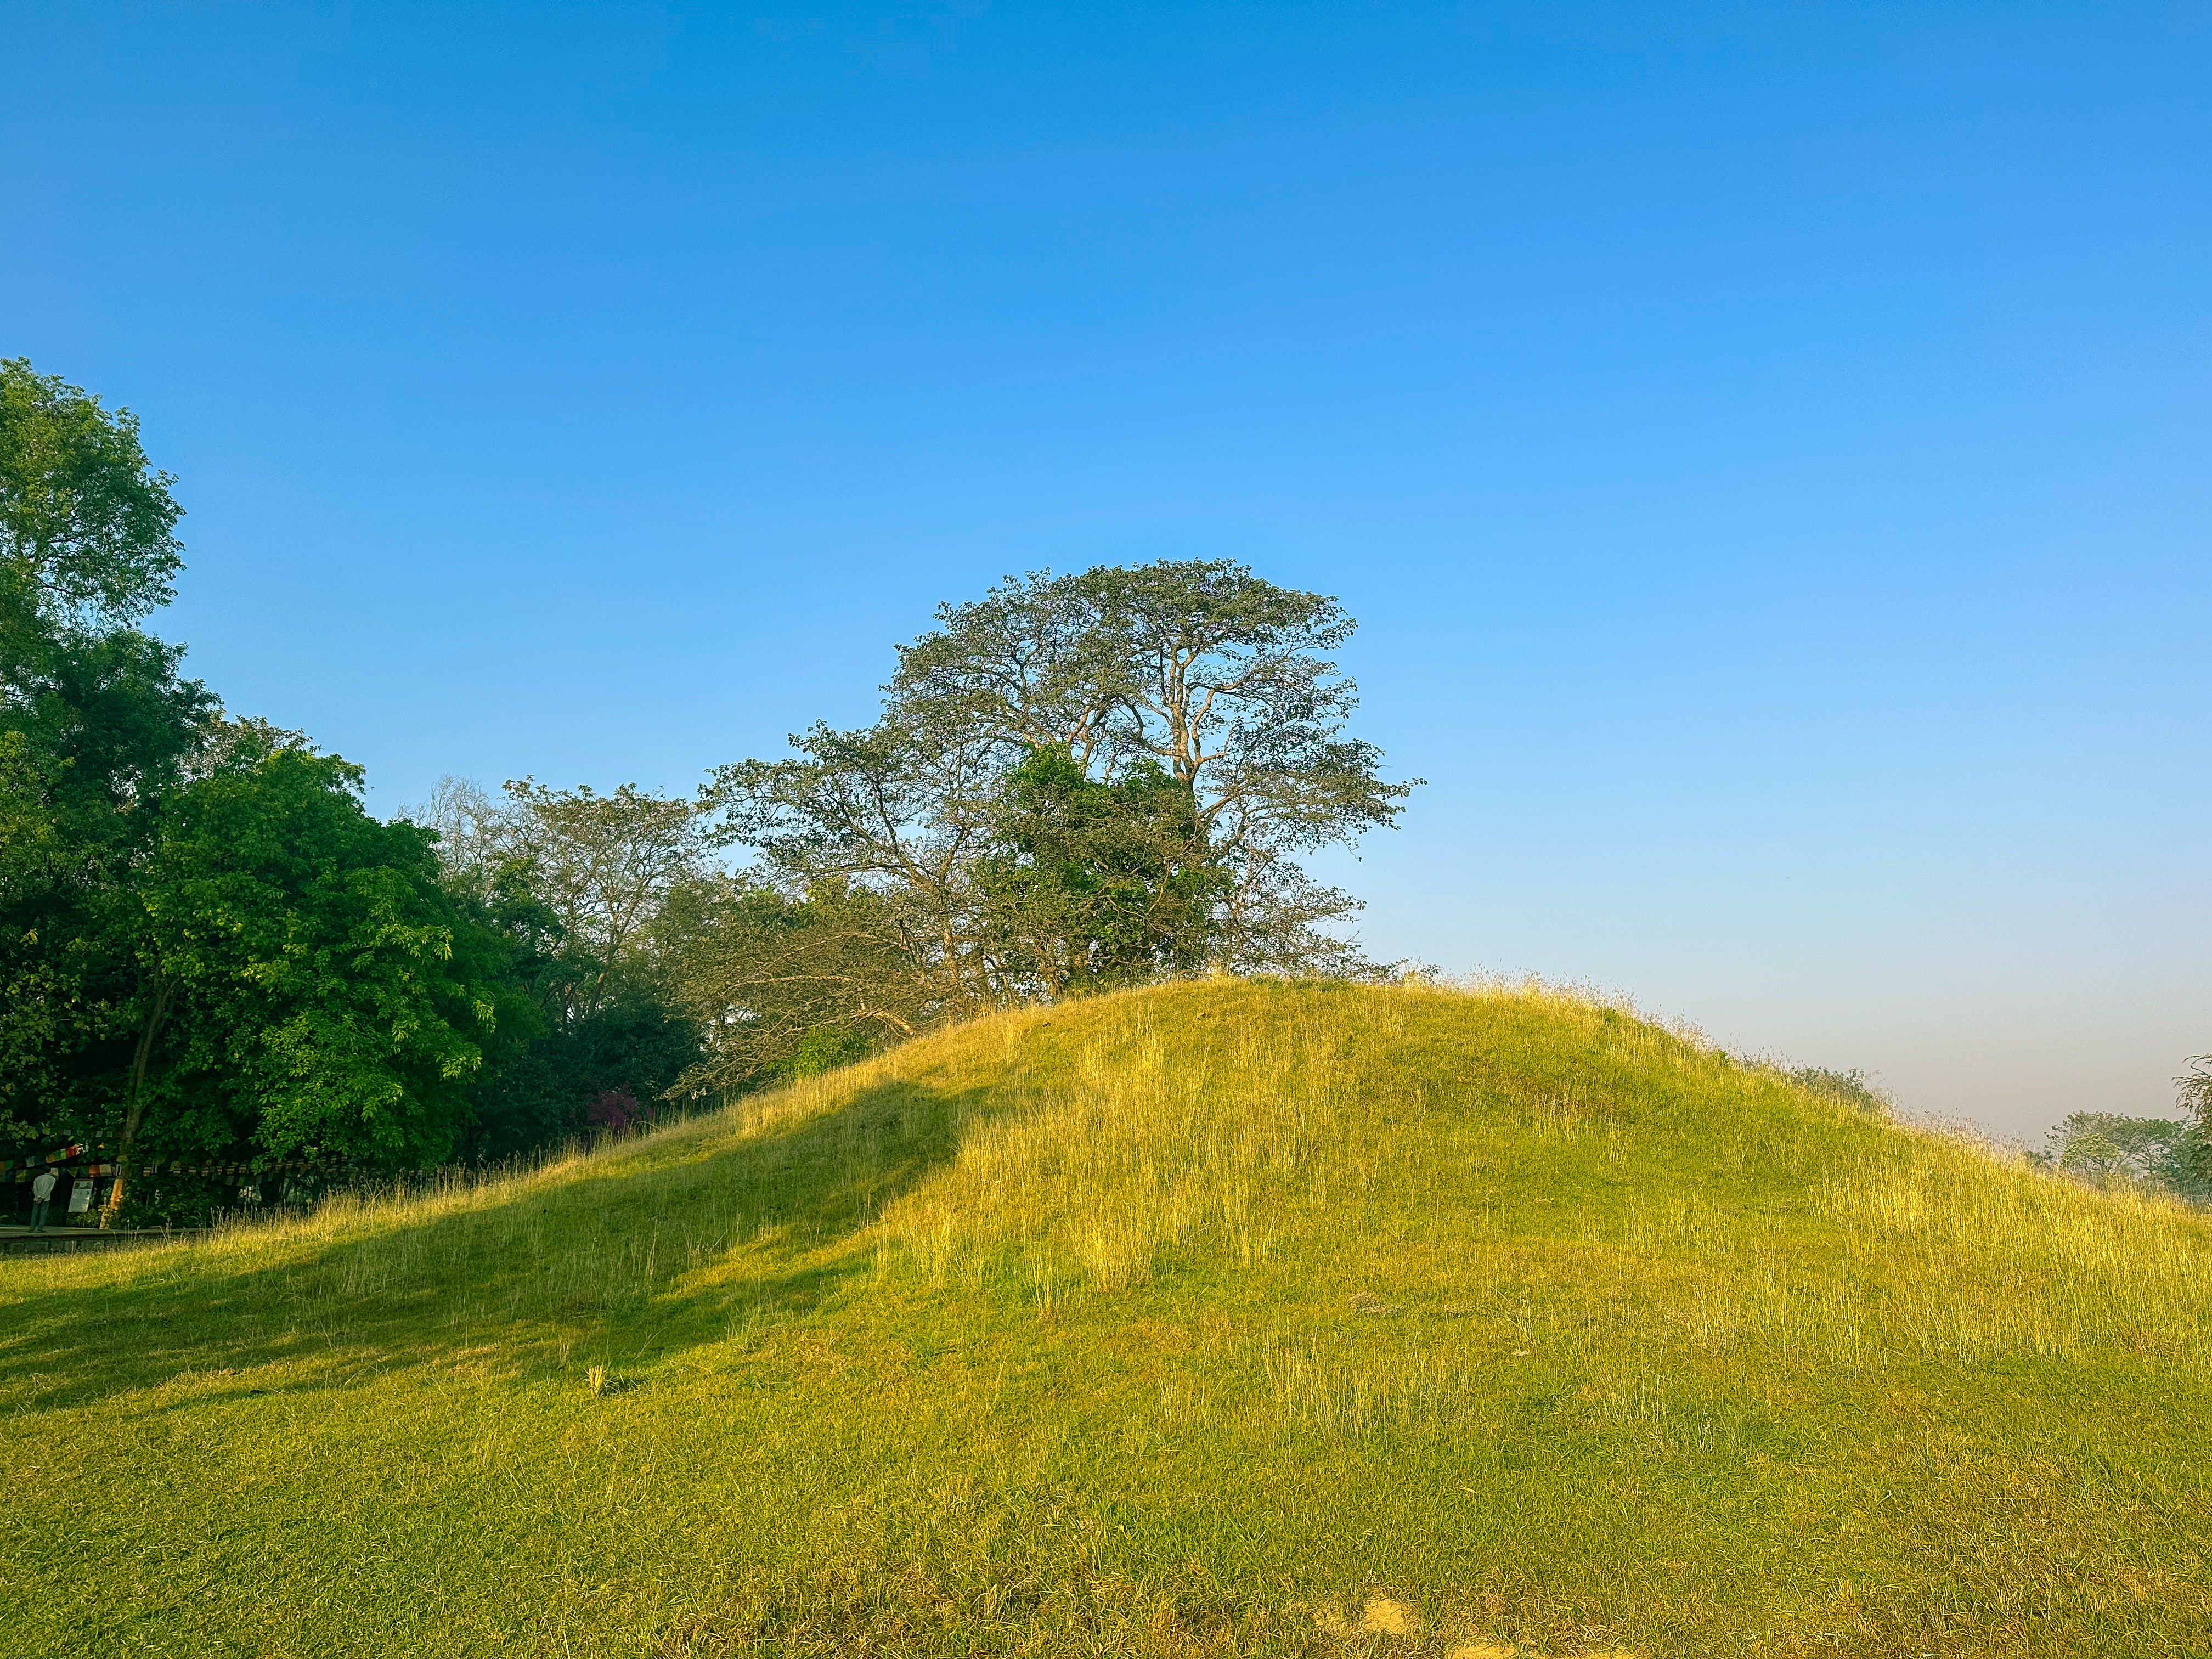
left=8, top=2, right=2207, bottom=1139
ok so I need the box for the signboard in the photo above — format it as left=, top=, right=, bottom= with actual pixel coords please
left=68, top=1179, right=93, bottom=1214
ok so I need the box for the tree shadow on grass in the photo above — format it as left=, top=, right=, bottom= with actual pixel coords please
left=0, top=1071, right=1007, bottom=1413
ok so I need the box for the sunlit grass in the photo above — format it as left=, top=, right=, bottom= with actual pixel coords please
left=3, top=979, right=2209, bottom=1656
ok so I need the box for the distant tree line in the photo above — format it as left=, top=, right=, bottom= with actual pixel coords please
left=2034, top=1059, right=2212, bottom=1204
left=1, top=360, right=1412, bottom=1223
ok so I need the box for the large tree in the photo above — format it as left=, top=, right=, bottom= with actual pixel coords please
left=0, top=362, right=212, bottom=1164
left=700, top=561, right=1414, bottom=1069
left=714, top=710, right=1005, bottom=1003
left=893, top=561, right=1414, bottom=971
left=891, top=561, right=1409, bottom=845
left=413, top=775, right=718, bottom=1013
left=0, top=358, right=183, bottom=635
left=108, top=736, right=510, bottom=1198
left=719, top=560, right=1413, bottom=994
left=658, top=875, right=940, bottom=1095
left=2176, top=1058, right=2212, bottom=1187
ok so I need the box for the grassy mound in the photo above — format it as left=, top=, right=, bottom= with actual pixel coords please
left=4, top=980, right=2209, bottom=1657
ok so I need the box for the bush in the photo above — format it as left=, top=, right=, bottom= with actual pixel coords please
left=783, top=1025, right=876, bottom=1079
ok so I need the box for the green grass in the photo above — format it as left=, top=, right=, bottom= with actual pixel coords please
left=4, top=979, right=2209, bottom=1657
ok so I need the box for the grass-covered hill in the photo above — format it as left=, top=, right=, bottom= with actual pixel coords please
left=4, top=981, right=2209, bottom=1658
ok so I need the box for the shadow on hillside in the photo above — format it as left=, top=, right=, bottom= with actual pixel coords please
left=0, top=1071, right=1003, bottom=1412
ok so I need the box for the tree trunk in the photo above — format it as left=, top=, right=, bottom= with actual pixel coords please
left=103, top=974, right=175, bottom=1225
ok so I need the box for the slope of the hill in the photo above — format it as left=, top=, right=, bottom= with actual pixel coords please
left=3, top=980, right=2209, bottom=1658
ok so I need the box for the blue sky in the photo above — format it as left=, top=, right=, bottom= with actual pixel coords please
left=8, top=1, right=2207, bottom=1138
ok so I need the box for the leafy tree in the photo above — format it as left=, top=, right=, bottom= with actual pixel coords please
left=713, top=561, right=1415, bottom=1029
left=714, top=713, right=1005, bottom=1007
left=410, top=775, right=716, bottom=1012
left=1, top=361, right=707, bottom=1198
left=977, top=745, right=1223, bottom=996
left=0, top=358, right=184, bottom=634
left=0, top=629, right=214, bottom=1135
left=2177, top=1057, right=2212, bottom=1128
left=888, top=560, right=1417, bottom=971
left=489, top=779, right=717, bottom=980
left=2173, top=1056, right=2212, bottom=1186
left=1, top=364, right=515, bottom=1203
left=0, top=361, right=213, bottom=1170
left=104, top=735, right=510, bottom=1205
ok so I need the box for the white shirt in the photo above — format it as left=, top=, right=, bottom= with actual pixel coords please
left=31, top=1171, right=57, bottom=1201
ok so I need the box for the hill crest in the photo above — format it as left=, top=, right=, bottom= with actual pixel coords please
left=6, top=978, right=2208, bottom=1656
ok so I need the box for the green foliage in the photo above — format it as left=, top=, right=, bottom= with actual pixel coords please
left=402, top=772, right=710, bottom=1149
left=889, top=562, right=1413, bottom=855
left=5, top=368, right=1425, bottom=1197
left=712, top=716, right=995, bottom=1013
left=462, top=993, right=699, bottom=1158
left=782, top=1023, right=877, bottom=1077
left=887, top=560, right=1415, bottom=974
left=0, top=357, right=184, bottom=631
left=978, top=745, right=1223, bottom=993
left=2177, top=1056, right=2212, bottom=1175
left=0, top=365, right=216, bottom=1166
left=126, top=738, right=505, bottom=1165
left=471, top=777, right=716, bottom=1010
left=0, top=360, right=561, bottom=1185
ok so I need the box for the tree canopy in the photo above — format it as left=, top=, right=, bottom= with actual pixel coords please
left=0, top=358, right=183, bottom=632
left=121, top=736, right=505, bottom=1169
left=691, top=560, right=1416, bottom=1080
left=887, top=561, right=1414, bottom=948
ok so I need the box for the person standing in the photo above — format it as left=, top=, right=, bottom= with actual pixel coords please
left=29, top=1165, right=59, bottom=1232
